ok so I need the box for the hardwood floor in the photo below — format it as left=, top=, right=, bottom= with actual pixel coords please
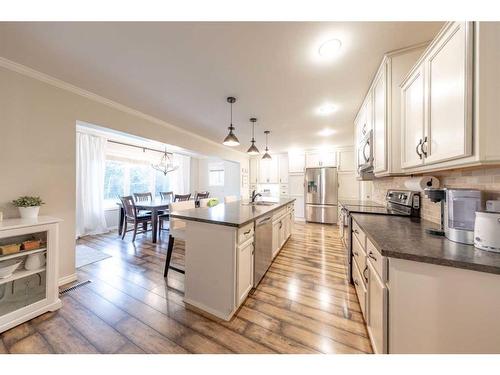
left=0, top=222, right=372, bottom=354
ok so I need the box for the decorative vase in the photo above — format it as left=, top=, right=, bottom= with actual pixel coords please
left=25, top=253, right=46, bottom=270
left=18, top=206, right=40, bottom=219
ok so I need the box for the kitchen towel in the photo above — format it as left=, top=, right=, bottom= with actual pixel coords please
left=404, top=176, right=440, bottom=191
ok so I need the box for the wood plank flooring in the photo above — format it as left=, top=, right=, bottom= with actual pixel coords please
left=0, top=222, right=372, bottom=354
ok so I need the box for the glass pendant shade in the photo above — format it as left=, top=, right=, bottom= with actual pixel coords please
left=247, top=117, right=260, bottom=155
left=223, top=126, right=240, bottom=146
left=222, top=97, right=240, bottom=147
left=262, top=130, right=272, bottom=160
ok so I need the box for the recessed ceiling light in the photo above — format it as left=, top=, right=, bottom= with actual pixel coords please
left=318, top=39, right=342, bottom=58
left=318, top=128, right=336, bottom=137
left=317, top=104, right=337, bottom=116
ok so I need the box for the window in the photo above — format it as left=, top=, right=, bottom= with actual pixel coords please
left=129, top=164, right=153, bottom=195
left=104, top=161, right=125, bottom=201
left=154, top=170, right=173, bottom=196
left=209, top=163, right=224, bottom=186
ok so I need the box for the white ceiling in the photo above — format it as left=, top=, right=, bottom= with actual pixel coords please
left=0, top=22, right=443, bottom=153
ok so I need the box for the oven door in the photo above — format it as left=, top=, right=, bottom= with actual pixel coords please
left=357, top=130, right=373, bottom=172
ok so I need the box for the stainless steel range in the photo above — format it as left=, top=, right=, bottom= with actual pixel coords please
left=339, top=190, right=421, bottom=283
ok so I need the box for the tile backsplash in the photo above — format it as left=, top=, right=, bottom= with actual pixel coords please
left=369, top=166, right=500, bottom=224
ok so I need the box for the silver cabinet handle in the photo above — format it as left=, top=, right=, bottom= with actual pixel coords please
left=363, top=265, right=368, bottom=283
left=416, top=139, right=423, bottom=159
left=244, top=229, right=251, bottom=235
left=422, top=136, right=428, bottom=157
left=368, top=251, right=377, bottom=262
left=353, top=278, right=359, bottom=286
left=353, top=229, right=359, bottom=234
left=353, top=251, right=359, bottom=256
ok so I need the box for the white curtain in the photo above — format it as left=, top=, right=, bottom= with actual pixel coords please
left=76, top=132, right=108, bottom=237
left=171, top=153, right=191, bottom=194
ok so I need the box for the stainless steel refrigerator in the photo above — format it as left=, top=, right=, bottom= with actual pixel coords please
left=305, top=167, right=338, bottom=224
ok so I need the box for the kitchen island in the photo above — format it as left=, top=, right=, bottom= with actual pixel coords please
left=169, top=198, right=295, bottom=320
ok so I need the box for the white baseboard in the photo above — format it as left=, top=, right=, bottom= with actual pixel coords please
left=58, top=273, right=78, bottom=287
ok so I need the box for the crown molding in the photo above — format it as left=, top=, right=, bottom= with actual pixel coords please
left=0, top=56, right=248, bottom=158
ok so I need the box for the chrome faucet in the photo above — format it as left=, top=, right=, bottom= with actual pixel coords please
left=251, top=190, right=262, bottom=203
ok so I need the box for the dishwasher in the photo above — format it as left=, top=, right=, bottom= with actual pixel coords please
left=254, top=215, right=273, bottom=287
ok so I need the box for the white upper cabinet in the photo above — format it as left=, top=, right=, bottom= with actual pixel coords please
left=373, top=64, right=387, bottom=174
left=288, top=152, right=305, bottom=173
left=258, top=157, right=279, bottom=184
left=249, top=157, right=259, bottom=184
left=278, top=154, right=289, bottom=183
left=400, top=22, right=474, bottom=172
left=337, top=148, right=355, bottom=172
left=305, top=151, right=336, bottom=168
left=401, top=65, right=425, bottom=169
left=424, top=22, right=472, bottom=165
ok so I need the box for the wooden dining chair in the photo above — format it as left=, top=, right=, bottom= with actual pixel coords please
left=159, top=191, right=174, bottom=201
left=224, top=195, right=238, bottom=203
left=119, top=196, right=152, bottom=242
left=133, top=192, right=153, bottom=202
left=194, top=191, right=210, bottom=201
left=174, top=193, right=191, bottom=202
left=164, top=200, right=195, bottom=278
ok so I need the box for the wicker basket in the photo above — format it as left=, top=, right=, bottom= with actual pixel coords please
left=0, top=243, right=21, bottom=255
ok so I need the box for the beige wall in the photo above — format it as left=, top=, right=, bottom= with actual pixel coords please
left=0, top=62, right=248, bottom=282
left=370, top=166, right=500, bottom=223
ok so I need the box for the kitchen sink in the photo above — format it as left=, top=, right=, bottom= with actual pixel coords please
left=242, top=201, right=276, bottom=206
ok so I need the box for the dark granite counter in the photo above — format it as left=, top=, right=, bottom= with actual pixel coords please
left=170, top=198, right=296, bottom=228
left=351, top=213, right=500, bottom=275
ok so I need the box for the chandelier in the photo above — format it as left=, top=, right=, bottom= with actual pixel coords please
left=151, top=148, right=178, bottom=175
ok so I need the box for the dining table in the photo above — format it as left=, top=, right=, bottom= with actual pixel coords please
left=116, top=198, right=172, bottom=243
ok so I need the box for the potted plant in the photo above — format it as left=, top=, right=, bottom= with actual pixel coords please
left=11, top=196, right=45, bottom=219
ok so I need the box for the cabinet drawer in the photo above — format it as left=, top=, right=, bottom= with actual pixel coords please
left=352, top=259, right=367, bottom=320
left=352, top=220, right=366, bottom=248
left=238, top=223, right=254, bottom=245
left=366, top=237, right=386, bottom=281
left=273, top=207, right=286, bottom=221
left=352, top=235, right=367, bottom=284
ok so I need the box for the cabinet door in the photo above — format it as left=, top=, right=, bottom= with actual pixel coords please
left=338, top=173, right=359, bottom=200
left=425, top=22, right=472, bottom=165
left=237, top=239, right=254, bottom=306
left=367, top=260, right=388, bottom=354
left=288, top=152, right=305, bottom=173
left=401, top=66, right=425, bottom=168
left=373, top=66, right=387, bottom=174
left=268, top=157, right=279, bottom=183
left=272, top=221, right=281, bottom=258
left=278, top=154, right=289, bottom=183
left=259, top=158, right=278, bottom=183
left=321, top=151, right=337, bottom=167
left=305, top=152, right=321, bottom=168
left=337, top=149, right=355, bottom=172
left=249, top=157, right=259, bottom=184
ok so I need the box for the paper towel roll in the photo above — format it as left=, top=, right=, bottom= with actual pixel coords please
left=404, top=176, right=440, bottom=191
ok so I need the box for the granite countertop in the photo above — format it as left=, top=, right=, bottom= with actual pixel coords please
left=351, top=213, right=500, bottom=275
left=170, top=198, right=296, bottom=228
left=339, top=199, right=384, bottom=207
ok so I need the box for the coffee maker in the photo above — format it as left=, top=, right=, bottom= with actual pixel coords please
left=424, top=188, right=484, bottom=245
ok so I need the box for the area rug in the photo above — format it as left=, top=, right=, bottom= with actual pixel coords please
left=75, top=244, right=111, bottom=268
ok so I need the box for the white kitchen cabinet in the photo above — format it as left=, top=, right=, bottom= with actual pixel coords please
left=305, top=151, right=336, bottom=168
left=288, top=152, right=305, bottom=173
left=401, top=65, right=425, bottom=169
left=249, top=157, right=259, bottom=184
left=373, top=64, right=387, bottom=174
left=424, top=22, right=472, bottom=165
left=338, top=173, right=359, bottom=200
left=236, top=238, right=254, bottom=306
left=278, top=154, right=289, bottom=183
left=337, top=148, right=355, bottom=172
left=367, top=260, right=388, bottom=354
left=259, top=157, right=278, bottom=184
left=272, top=220, right=281, bottom=259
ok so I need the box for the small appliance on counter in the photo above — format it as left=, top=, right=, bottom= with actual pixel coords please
left=474, top=211, right=500, bottom=253
left=425, top=188, right=484, bottom=245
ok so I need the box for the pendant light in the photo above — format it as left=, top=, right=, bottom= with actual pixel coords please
left=151, top=148, right=179, bottom=176
left=222, top=96, right=240, bottom=147
left=246, top=117, right=260, bottom=155
left=262, top=130, right=272, bottom=160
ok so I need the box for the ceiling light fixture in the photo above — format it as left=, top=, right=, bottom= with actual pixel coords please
left=262, top=130, right=272, bottom=160
left=246, top=117, right=260, bottom=155
left=318, top=38, right=342, bottom=58
left=318, top=128, right=336, bottom=137
left=317, top=104, right=337, bottom=116
left=151, top=148, right=179, bottom=176
left=222, top=96, right=240, bottom=147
